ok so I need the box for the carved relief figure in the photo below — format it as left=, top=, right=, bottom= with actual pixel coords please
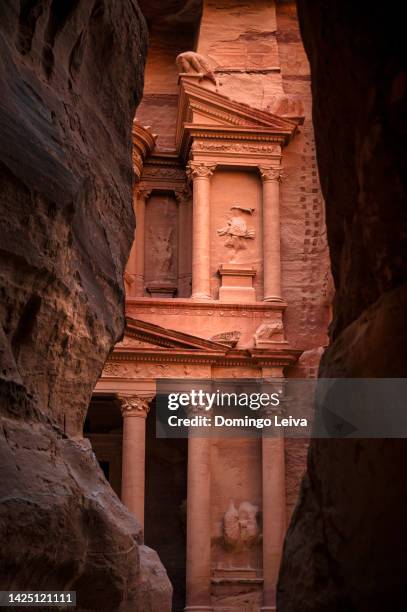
left=149, top=227, right=173, bottom=277
left=223, top=500, right=259, bottom=551
left=217, top=206, right=255, bottom=260
left=176, top=51, right=217, bottom=85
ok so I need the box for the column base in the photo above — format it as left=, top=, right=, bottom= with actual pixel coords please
left=263, top=295, right=284, bottom=303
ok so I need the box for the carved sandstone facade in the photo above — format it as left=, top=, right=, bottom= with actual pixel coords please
left=88, top=2, right=331, bottom=611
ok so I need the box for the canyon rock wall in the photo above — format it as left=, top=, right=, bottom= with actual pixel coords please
left=0, top=1, right=171, bottom=609
left=278, top=2, right=407, bottom=611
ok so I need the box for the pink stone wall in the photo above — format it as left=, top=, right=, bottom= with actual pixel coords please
left=276, top=1, right=332, bottom=352
left=275, top=1, right=332, bottom=520
left=137, top=24, right=198, bottom=151
left=197, top=0, right=283, bottom=108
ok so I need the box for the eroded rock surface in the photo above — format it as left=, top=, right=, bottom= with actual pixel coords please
left=0, top=1, right=171, bottom=609
left=279, top=3, right=407, bottom=611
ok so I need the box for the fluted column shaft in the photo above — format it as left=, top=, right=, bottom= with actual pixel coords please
left=119, top=395, right=152, bottom=530
left=259, top=166, right=283, bottom=301
left=187, top=162, right=216, bottom=300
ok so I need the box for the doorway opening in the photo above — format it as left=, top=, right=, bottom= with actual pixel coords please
left=144, top=399, right=188, bottom=612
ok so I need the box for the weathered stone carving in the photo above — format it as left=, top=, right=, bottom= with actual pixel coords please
left=142, top=166, right=186, bottom=180
left=259, top=166, right=283, bottom=182
left=223, top=500, right=260, bottom=551
left=192, top=141, right=281, bottom=155
left=138, top=188, right=152, bottom=202
left=210, top=330, right=241, bottom=347
left=254, top=320, right=284, bottom=345
left=174, top=187, right=191, bottom=205
left=176, top=51, right=217, bottom=85
left=266, top=93, right=304, bottom=119
left=118, top=395, right=152, bottom=418
left=124, top=270, right=135, bottom=293
left=186, top=161, right=217, bottom=180
left=149, top=227, right=174, bottom=276
left=217, top=206, right=255, bottom=255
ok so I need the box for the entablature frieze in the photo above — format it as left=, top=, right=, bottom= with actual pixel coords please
left=140, top=155, right=187, bottom=192
left=125, top=297, right=287, bottom=316
left=189, top=137, right=282, bottom=169
left=101, top=347, right=301, bottom=371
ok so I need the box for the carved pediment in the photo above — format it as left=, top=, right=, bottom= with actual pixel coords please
left=115, top=337, right=163, bottom=350
left=122, top=317, right=230, bottom=352
left=176, top=77, right=300, bottom=159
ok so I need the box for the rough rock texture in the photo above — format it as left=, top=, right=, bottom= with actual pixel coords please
left=278, top=3, right=407, bottom=611
left=0, top=1, right=171, bottom=609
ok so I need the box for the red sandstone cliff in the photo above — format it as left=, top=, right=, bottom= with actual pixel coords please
left=278, top=3, right=407, bottom=611
left=0, top=1, right=171, bottom=609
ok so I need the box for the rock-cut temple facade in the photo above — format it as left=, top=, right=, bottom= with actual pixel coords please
left=87, top=1, right=332, bottom=610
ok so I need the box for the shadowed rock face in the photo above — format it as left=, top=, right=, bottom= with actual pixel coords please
left=138, top=0, right=202, bottom=24
left=0, top=1, right=171, bottom=609
left=278, top=3, right=407, bottom=612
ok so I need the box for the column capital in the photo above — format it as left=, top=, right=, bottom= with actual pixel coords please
left=259, top=166, right=283, bottom=183
left=118, top=394, right=153, bottom=418
left=186, top=161, right=216, bottom=181
left=174, top=186, right=191, bottom=205
left=137, top=188, right=152, bottom=201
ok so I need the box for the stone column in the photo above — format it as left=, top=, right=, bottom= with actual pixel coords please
left=185, top=408, right=213, bottom=612
left=119, top=394, right=152, bottom=530
left=187, top=162, right=216, bottom=300
left=126, top=189, right=150, bottom=297
left=259, top=166, right=283, bottom=302
left=261, top=408, right=286, bottom=611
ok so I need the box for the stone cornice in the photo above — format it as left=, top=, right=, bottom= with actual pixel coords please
left=107, top=346, right=302, bottom=368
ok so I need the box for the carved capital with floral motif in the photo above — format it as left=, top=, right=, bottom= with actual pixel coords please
left=137, top=189, right=152, bottom=202
left=118, top=395, right=154, bottom=419
left=186, top=161, right=216, bottom=181
left=259, top=166, right=283, bottom=183
left=174, top=186, right=191, bottom=205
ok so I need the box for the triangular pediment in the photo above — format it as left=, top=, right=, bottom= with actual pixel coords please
left=177, top=77, right=298, bottom=139
left=121, top=317, right=229, bottom=352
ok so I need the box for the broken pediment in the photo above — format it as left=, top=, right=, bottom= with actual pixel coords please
left=123, top=317, right=230, bottom=352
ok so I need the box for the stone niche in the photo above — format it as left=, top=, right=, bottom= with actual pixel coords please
left=211, top=438, right=263, bottom=609
left=210, top=168, right=263, bottom=301
left=144, top=191, right=179, bottom=297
